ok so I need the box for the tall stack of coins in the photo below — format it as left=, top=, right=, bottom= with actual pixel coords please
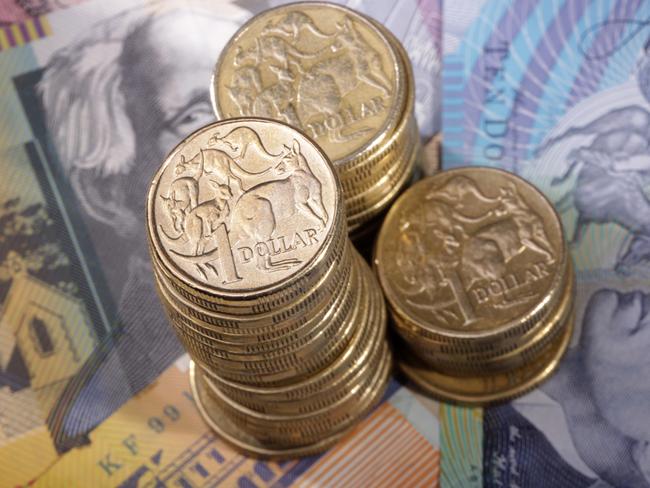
left=211, top=2, right=424, bottom=238
left=374, top=168, right=575, bottom=405
left=146, top=118, right=390, bottom=456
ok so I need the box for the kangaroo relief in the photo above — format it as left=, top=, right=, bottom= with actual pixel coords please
left=151, top=121, right=337, bottom=291
left=215, top=5, right=399, bottom=161
left=378, top=169, right=565, bottom=332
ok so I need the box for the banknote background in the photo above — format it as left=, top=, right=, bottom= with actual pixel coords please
left=443, top=1, right=650, bottom=487
left=0, top=1, right=82, bottom=25
left=0, top=1, right=447, bottom=486
left=0, top=0, right=648, bottom=487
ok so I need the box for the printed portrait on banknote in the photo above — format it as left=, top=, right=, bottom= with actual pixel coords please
left=22, top=0, right=251, bottom=449
left=487, top=282, right=650, bottom=488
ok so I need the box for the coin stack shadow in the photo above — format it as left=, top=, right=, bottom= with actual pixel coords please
left=147, top=118, right=390, bottom=457
left=373, top=167, right=575, bottom=405
left=211, top=2, right=428, bottom=240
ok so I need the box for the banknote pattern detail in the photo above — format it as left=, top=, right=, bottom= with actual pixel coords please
left=443, top=1, right=650, bottom=486
left=0, top=0, right=441, bottom=485
left=0, top=15, right=51, bottom=49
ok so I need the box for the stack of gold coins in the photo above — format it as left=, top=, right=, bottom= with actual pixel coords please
left=146, top=118, right=390, bottom=456
left=211, top=2, right=426, bottom=239
left=374, top=167, right=575, bottom=405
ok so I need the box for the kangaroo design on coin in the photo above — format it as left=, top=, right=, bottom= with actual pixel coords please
left=213, top=3, right=420, bottom=236
left=148, top=116, right=391, bottom=453
left=215, top=4, right=399, bottom=162
left=375, top=167, right=574, bottom=405
left=150, top=120, right=337, bottom=293
left=378, top=168, right=565, bottom=334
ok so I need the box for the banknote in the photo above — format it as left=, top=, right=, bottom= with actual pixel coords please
left=0, top=0, right=443, bottom=485
left=443, top=1, right=650, bottom=487
left=29, top=356, right=441, bottom=487
left=0, top=1, right=81, bottom=26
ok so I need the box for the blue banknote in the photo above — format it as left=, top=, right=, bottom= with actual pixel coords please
left=443, top=1, right=650, bottom=487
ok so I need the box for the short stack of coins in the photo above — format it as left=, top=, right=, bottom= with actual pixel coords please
left=374, top=167, right=575, bottom=405
left=211, top=1, right=426, bottom=239
left=146, top=118, right=390, bottom=456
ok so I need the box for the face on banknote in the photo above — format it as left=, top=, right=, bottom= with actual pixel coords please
left=30, top=0, right=250, bottom=449
left=0, top=0, right=441, bottom=485
left=0, top=0, right=254, bottom=480
left=443, top=1, right=650, bottom=487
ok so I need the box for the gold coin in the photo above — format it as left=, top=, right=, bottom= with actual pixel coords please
left=212, top=2, right=404, bottom=166
left=167, top=283, right=352, bottom=367
left=152, top=238, right=351, bottom=335
left=156, top=266, right=353, bottom=358
left=341, top=120, right=416, bottom=194
left=343, top=139, right=420, bottom=217
left=375, top=167, right=568, bottom=345
left=202, top=341, right=387, bottom=427
left=189, top=257, right=369, bottom=385
left=221, top=350, right=389, bottom=448
left=190, top=361, right=346, bottom=458
left=201, top=328, right=385, bottom=416
left=164, top=253, right=360, bottom=365
left=347, top=139, right=420, bottom=232
left=397, top=309, right=574, bottom=405
left=391, top=256, right=574, bottom=360
left=338, top=120, right=417, bottom=198
left=199, top=345, right=391, bottom=447
left=200, top=261, right=387, bottom=414
left=347, top=14, right=417, bottom=167
left=191, top=345, right=390, bottom=456
left=336, top=17, right=417, bottom=224
left=152, top=241, right=353, bottom=345
left=147, top=118, right=341, bottom=309
left=410, top=276, right=574, bottom=375
left=153, top=219, right=347, bottom=317
left=187, top=290, right=360, bottom=385
left=336, top=113, right=416, bottom=186
left=207, top=336, right=385, bottom=416
left=351, top=13, right=416, bottom=172
left=148, top=198, right=347, bottom=316
left=333, top=44, right=413, bottom=177
left=203, top=272, right=386, bottom=406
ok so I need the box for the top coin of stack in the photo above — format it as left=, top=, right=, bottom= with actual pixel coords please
left=146, top=117, right=390, bottom=457
left=211, top=2, right=423, bottom=237
left=374, top=167, right=575, bottom=405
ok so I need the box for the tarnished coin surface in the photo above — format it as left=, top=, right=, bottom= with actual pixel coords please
left=375, top=167, right=567, bottom=342
left=147, top=118, right=338, bottom=298
left=212, top=2, right=402, bottom=164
